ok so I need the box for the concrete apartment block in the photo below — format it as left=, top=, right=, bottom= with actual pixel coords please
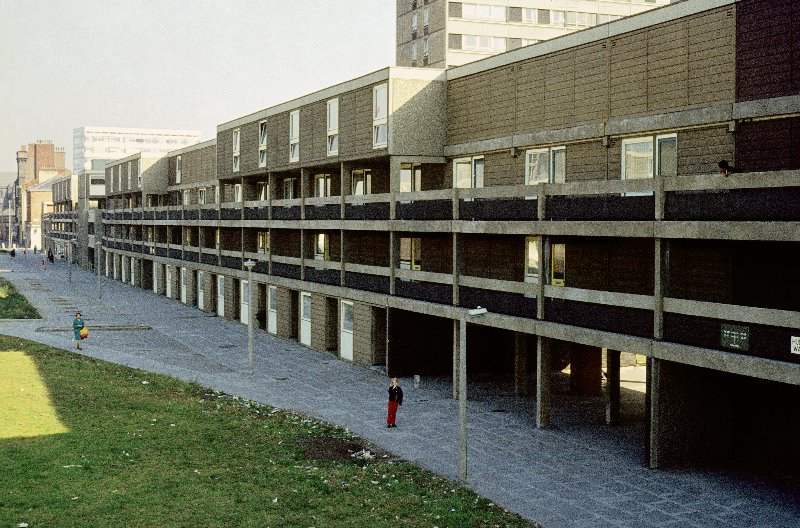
left=94, top=0, right=800, bottom=476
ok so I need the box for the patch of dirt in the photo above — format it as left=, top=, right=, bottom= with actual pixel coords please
left=299, top=436, right=398, bottom=464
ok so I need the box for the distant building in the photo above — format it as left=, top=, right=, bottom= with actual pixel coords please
left=397, top=0, right=670, bottom=68
left=15, top=140, right=69, bottom=247
left=72, top=126, right=202, bottom=173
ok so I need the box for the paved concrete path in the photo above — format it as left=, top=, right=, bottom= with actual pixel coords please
left=1, top=254, right=798, bottom=528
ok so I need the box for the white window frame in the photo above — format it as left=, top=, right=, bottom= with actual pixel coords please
left=198, top=188, right=206, bottom=205
left=257, top=231, right=270, bottom=254
left=283, top=178, right=296, bottom=200
left=655, top=133, right=678, bottom=179
left=372, top=83, right=388, bottom=149
left=399, top=237, right=422, bottom=271
left=453, top=156, right=484, bottom=190
left=258, top=120, right=267, bottom=168
left=232, top=128, right=241, bottom=172
left=341, top=300, right=354, bottom=334
left=234, top=183, right=243, bottom=202
left=182, top=189, right=190, bottom=206
left=257, top=181, right=268, bottom=201
left=289, top=110, right=300, bottom=162
left=314, top=174, right=332, bottom=198
left=327, top=98, right=339, bottom=156
left=411, top=41, right=418, bottom=62
left=314, top=233, right=329, bottom=261
left=352, top=169, right=372, bottom=196
left=524, top=236, right=540, bottom=284
left=621, top=136, right=663, bottom=196
left=525, top=146, right=566, bottom=185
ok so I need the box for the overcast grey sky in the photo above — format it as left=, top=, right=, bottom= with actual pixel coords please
left=0, top=0, right=396, bottom=172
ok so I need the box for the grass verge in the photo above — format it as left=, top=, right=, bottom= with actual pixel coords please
left=0, top=336, right=539, bottom=528
left=0, top=278, right=40, bottom=319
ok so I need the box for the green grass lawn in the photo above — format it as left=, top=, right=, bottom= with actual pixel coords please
left=0, top=278, right=40, bottom=319
left=0, top=336, right=539, bottom=528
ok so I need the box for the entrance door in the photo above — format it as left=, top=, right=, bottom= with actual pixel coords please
left=130, top=258, right=137, bottom=286
left=181, top=268, right=188, bottom=303
left=152, top=262, right=158, bottom=293
left=217, top=275, right=225, bottom=316
left=105, top=253, right=111, bottom=277
left=121, top=258, right=127, bottom=283
left=267, top=285, right=277, bottom=334
left=165, top=266, right=172, bottom=298
left=197, top=271, right=205, bottom=310
left=340, top=300, right=354, bottom=361
left=240, top=280, right=249, bottom=325
left=299, top=292, right=311, bottom=346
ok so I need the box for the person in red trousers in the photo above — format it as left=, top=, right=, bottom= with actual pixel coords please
left=387, top=377, right=403, bottom=428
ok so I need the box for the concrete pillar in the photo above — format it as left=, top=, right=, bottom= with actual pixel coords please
left=536, top=336, right=551, bottom=429
left=389, top=157, right=402, bottom=221
left=570, top=344, right=602, bottom=396
left=514, top=333, right=531, bottom=397
left=184, top=268, right=197, bottom=306
left=605, top=349, right=621, bottom=425
left=452, top=318, right=460, bottom=399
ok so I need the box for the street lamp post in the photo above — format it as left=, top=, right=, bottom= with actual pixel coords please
left=244, top=260, right=256, bottom=373
left=70, top=239, right=77, bottom=284
left=96, top=246, right=102, bottom=299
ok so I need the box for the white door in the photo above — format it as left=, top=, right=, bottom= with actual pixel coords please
left=165, top=266, right=172, bottom=298
left=340, top=300, right=354, bottom=361
left=240, top=279, right=249, bottom=325
left=198, top=271, right=205, bottom=310
left=130, top=258, right=136, bottom=286
left=152, top=262, right=158, bottom=293
left=299, top=292, right=311, bottom=346
left=267, top=285, right=277, bottom=334
left=121, top=259, right=128, bottom=283
left=181, top=267, right=188, bottom=303
left=217, top=275, right=225, bottom=316
left=105, top=253, right=110, bottom=277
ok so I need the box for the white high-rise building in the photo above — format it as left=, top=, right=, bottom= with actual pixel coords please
left=72, top=126, right=202, bottom=173
left=397, top=0, right=671, bottom=69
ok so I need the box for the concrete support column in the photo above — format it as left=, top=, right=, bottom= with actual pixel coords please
left=570, top=344, right=603, bottom=396
left=648, top=357, right=663, bottom=469
left=452, top=232, right=462, bottom=306
left=654, top=239, right=667, bottom=340
left=300, top=168, right=309, bottom=220
left=452, top=318, right=460, bottom=399
left=185, top=269, right=197, bottom=306
left=514, top=333, right=531, bottom=397
left=389, top=231, right=398, bottom=295
left=536, top=335, right=551, bottom=429
left=605, top=349, right=621, bottom=425
left=457, top=317, right=467, bottom=482
left=267, top=171, right=274, bottom=221
left=389, top=157, right=402, bottom=221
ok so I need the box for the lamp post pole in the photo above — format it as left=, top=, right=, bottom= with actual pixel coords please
left=96, top=246, right=102, bottom=299
left=244, top=260, right=256, bottom=373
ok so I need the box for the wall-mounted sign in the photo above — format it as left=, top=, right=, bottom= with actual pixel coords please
left=791, top=336, right=800, bottom=355
left=720, top=324, right=749, bottom=351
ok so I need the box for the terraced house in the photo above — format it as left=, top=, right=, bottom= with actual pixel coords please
left=98, top=0, right=800, bottom=474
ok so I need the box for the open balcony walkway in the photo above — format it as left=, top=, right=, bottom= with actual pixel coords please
left=1, top=254, right=798, bottom=528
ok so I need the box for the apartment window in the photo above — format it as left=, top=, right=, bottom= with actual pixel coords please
left=341, top=301, right=354, bottom=334
left=198, top=188, right=206, bottom=205
left=566, top=11, right=597, bottom=27
left=215, top=185, right=221, bottom=204
left=116, top=166, right=122, bottom=191
left=327, top=99, right=339, bottom=156
left=314, top=233, right=329, bottom=260
left=289, top=110, right=300, bottom=162
left=234, top=183, right=243, bottom=202
left=552, top=10, right=566, bottom=26
left=136, top=166, right=142, bottom=189
left=352, top=169, right=372, bottom=195
left=215, top=228, right=220, bottom=248
left=538, top=9, right=550, bottom=25
left=423, top=38, right=430, bottom=60
left=462, top=35, right=506, bottom=52
left=461, top=3, right=506, bottom=21
left=182, top=190, right=191, bottom=206
left=551, top=243, right=565, bottom=286
left=314, top=174, right=332, bottom=198
left=400, top=163, right=422, bottom=193
left=232, top=128, right=241, bottom=172
left=411, top=41, right=418, bottom=62
left=453, top=156, right=484, bottom=189
left=412, top=12, right=418, bottom=34
left=525, top=146, right=566, bottom=185
left=399, top=237, right=422, bottom=270
left=258, top=120, right=267, bottom=168
left=257, top=181, right=269, bottom=201
left=283, top=178, right=296, bottom=200
left=525, top=236, right=540, bottom=283
left=257, top=231, right=270, bottom=255
left=656, top=134, right=678, bottom=178
left=423, top=6, right=430, bottom=31
left=373, top=84, right=388, bottom=148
